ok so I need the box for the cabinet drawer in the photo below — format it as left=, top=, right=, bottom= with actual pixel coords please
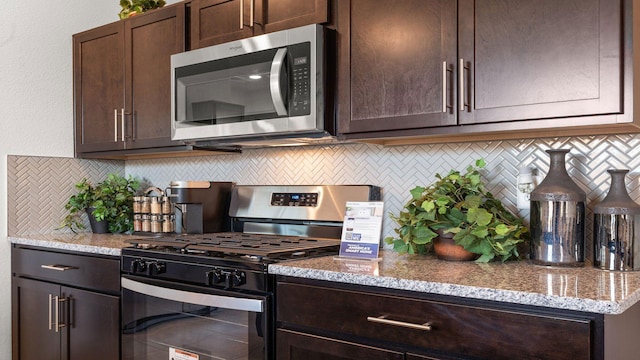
left=12, top=246, right=120, bottom=293
left=277, top=282, right=592, bottom=360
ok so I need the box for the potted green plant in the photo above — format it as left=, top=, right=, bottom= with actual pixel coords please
left=118, top=0, right=166, bottom=19
left=384, top=159, right=529, bottom=262
left=59, top=174, right=140, bottom=234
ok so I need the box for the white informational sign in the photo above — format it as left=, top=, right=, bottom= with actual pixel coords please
left=170, top=348, right=199, bottom=360
left=339, top=201, right=384, bottom=260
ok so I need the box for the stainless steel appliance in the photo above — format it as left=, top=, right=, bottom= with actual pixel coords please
left=165, top=181, right=233, bottom=234
left=170, top=25, right=335, bottom=147
left=121, top=185, right=381, bottom=360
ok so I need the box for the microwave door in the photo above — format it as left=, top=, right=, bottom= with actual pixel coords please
left=270, top=48, right=288, bottom=116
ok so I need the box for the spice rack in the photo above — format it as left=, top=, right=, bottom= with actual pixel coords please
left=133, top=187, right=175, bottom=234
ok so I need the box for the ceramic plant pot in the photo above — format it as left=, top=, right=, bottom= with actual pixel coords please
left=86, top=207, right=109, bottom=234
left=433, top=231, right=478, bottom=261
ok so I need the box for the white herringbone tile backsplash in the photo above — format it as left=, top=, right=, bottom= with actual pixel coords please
left=9, top=133, right=640, bottom=262
left=7, top=156, right=124, bottom=236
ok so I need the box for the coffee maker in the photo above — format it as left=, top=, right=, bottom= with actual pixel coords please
left=166, top=181, right=234, bottom=234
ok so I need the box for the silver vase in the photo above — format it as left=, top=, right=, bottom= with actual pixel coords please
left=530, top=149, right=586, bottom=266
left=593, top=169, right=640, bottom=271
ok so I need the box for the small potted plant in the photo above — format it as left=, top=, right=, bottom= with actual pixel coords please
left=59, top=174, right=140, bottom=234
left=384, top=159, right=528, bottom=262
left=118, top=0, right=166, bottom=19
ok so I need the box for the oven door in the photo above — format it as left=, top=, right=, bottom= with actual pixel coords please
left=121, top=276, right=269, bottom=360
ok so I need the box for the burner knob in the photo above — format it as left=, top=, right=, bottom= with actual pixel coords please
left=226, top=270, right=246, bottom=289
left=131, top=259, right=147, bottom=274
left=146, top=261, right=166, bottom=276
left=205, top=269, right=225, bottom=286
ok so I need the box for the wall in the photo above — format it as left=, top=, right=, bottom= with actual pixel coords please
left=0, top=1, right=179, bottom=357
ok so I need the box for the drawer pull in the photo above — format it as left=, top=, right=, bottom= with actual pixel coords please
left=366, top=315, right=432, bottom=331
left=41, top=264, right=76, bottom=271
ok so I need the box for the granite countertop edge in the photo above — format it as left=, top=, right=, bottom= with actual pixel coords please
left=269, top=263, right=635, bottom=315
left=8, top=234, right=138, bottom=257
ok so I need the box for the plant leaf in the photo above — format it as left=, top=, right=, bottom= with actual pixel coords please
left=468, top=207, right=493, bottom=226
left=410, top=186, right=425, bottom=200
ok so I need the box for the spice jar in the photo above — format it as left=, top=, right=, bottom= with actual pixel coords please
left=133, top=196, right=142, bottom=213
left=141, top=214, right=151, bottom=232
left=161, top=196, right=172, bottom=214
left=162, top=214, right=175, bottom=233
left=140, top=197, right=151, bottom=214
left=150, top=197, right=162, bottom=214
left=150, top=214, right=163, bottom=233
left=133, top=214, right=142, bottom=232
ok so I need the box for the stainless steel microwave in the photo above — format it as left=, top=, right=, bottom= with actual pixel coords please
left=171, top=24, right=333, bottom=146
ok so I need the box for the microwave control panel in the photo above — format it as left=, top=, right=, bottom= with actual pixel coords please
left=271, top=192, right=318, bottom=207
left=289, top=42, right=311, bottom=116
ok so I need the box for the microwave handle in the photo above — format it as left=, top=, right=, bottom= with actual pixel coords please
left=270, top=48, right=288, bottom=116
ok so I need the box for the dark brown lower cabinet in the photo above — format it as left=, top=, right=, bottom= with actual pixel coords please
left=11, top=245, right=120, bottom=360
left=277, top=329, right=404, bottom=360
left=276, top=277, right=603, bottom=360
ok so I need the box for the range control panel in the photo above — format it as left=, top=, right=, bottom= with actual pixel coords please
left=271, top=192, right=318, bottom=207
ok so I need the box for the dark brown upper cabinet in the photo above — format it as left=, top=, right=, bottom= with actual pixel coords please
left=190, top=0, right=329, bottom=49
left=338, top=0, right=633, bottom=144
left=457, top=0, right=621, bottom=125
left=73, top=4, right=185, bottom=156
left=337, top=0, right=458, bottom=135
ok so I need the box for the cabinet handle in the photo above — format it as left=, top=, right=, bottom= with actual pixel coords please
left=54, top=295, right=60, bottom=333
left=57, top=297, right=67, bottom=331
left=240, top=0, right=244, bottom=29
left=131, top=112, right=136, bottom=141
left=366, top=315, right=432, bottom=331
left=114, top=109, right=118, bottom=142
left=48, top=294, right=53, bottom=330
left=250, top=0, right=254, bottom=27
left=41, top=264, right=76, bottom=271
left=459, top=58, right=465, bottom=111
left=121, top=108, right=126, bottom=141
left=442, top=61, right=447, bottom=113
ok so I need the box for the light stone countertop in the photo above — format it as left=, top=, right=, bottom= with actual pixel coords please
left=269, top=250, right=640, bottom=315
left=9, top=233, right=149, bottom=256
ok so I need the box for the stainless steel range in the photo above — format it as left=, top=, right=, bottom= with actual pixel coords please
left=121, top=185, right=381, bottom=360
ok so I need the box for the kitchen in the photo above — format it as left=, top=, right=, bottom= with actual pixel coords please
left=4, top=0, right=640, bottom=359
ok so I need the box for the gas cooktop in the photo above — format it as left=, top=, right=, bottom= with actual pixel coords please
left=125, top=232, right=341, bottom=261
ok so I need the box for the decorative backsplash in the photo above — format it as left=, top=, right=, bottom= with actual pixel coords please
left=9, top=133, right=640, bottom=262
left=7, top=156, right=124, bottom=236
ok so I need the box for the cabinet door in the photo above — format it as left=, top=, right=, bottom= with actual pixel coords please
left=65, top=286, right=120, bottom=360
left=257, top=0, right=329, bottom=34
left=73, top=22, right=125, bottom=153
left=276, top=329, right=404, bottom=360
left=125, top=5, right=185, bottom=149
left=190, top=0, right=254, bottom=49
left=458, top=0, right=621, bottom=124
left=337, top=0, right=457, bottom=135
left=12, top=277, right=62, bottom=360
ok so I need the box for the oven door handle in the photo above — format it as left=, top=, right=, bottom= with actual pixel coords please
left=121, top=277, right=264, bottom=313
left=269, top=47, right=288, bottom=116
